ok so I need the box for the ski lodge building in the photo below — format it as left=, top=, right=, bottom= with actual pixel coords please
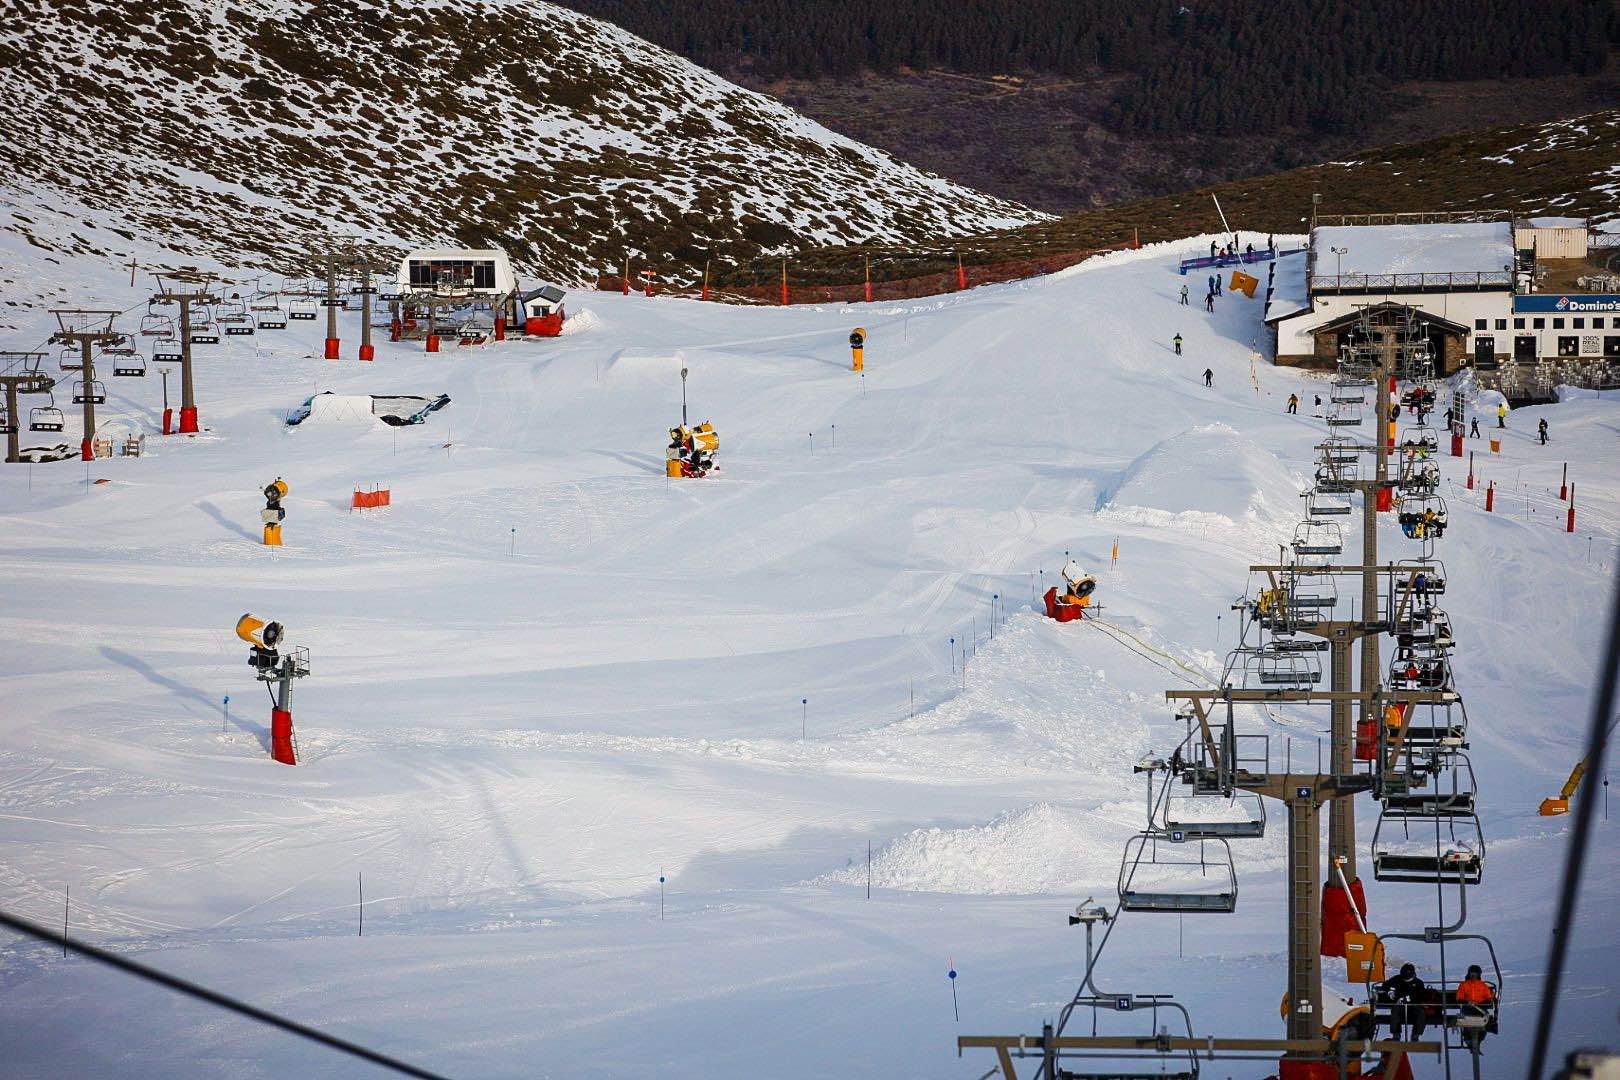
left=1265, top=213, right=1620, bottom=377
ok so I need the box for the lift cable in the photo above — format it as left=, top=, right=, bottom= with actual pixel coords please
left=0, top=907, right=450, bottom=1080
left=1527, top=553, right=1620, bottom=1079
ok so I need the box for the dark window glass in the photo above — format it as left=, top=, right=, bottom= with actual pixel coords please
left=1558, top=335, right=1579, bottom=357
left=1553, top=317, right=1565, bottom=329
left=1606, top=336, right=1620, bottom=357
left=1533, top=318, right=1546, bottom=329
left=1596, top=318, right=1607, bottom=329
left=1474, top=318, right=1486, bottom=330
left=1574, top=318, right=1586, bottom=329
left=1514, top=318, right=1525, bottom=329
left=1495, top=319, right=1507, bottom=330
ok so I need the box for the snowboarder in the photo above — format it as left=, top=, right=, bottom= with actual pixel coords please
left=1204, top=292, right=1215, bottom=313
left=1286, top=393, right=1299, bottom=414
left=1538, top=417, right=1548, bottom=444
left=1470, top=417, right=1481, bottom=438
left=1313, top=394, right=1323, bottom=412
left=1172, top=333, right=1183, bottom=355
left=1203, top=368, right=1214, bottom=387
left=1497, top=403, right=1507, bottom=428
left=1180, top=284, right=1189, bottom=305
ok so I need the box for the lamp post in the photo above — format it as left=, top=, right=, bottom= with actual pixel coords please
left=1331, top=246, right=1349, bottom=284
left=680, top=366, right=689, bottom=426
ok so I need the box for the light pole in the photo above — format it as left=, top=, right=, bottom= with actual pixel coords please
left=680, top=366, right=689, bottom=426
left=1331, top=246, right=1349, bottom=283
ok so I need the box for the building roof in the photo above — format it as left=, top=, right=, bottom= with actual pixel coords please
left=1312, top=301, right=1470, bottom=336
left=1264, top=252, right=1310, bottom=324
left=1521, top=216, right=1587, bottom=229
left=1311, top=221, right=1514, bottom=278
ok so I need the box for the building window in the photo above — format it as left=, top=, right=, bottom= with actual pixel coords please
left=1574, top=317, right=1586, bottom=329
left=1606, top=336, right=1620, bottom=357
left=1474, top=318, right=1487, bottom=330
left=1514, top=318, right=1526, bottom=329
left=1553, top=317, right=1565, bottom=329
left=1495, top=319, right=1507, bottom=330
left=1558, top=335, right=1579, bottom=357
left=1595, top=318, right=1606, bottom=329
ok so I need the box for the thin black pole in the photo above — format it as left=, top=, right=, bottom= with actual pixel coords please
left=62, top=887, right=68, bottom=958
left=358, top=872, right=363, bottom=937
left=1527, top=557, right=1620, bottom=1080
left=0, top=907, right=448, bottom=1079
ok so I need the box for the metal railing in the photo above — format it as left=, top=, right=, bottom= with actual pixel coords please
left=1311, top=271, right=1513, bottom=293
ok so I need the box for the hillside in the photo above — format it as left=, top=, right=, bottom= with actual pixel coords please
left=710, top=110, right=1620, bottom=288
left=562, top=0, right=1619, bottom=212
left=0, top=0, right=1041, bottom=304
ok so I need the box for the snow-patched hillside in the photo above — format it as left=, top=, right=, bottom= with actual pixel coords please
left=0, top=238, right=1616, bottom=1078
left=0, top=0, right=1041, bottom=309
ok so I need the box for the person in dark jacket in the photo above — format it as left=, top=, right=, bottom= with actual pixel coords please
left=1203, top=368, right=1214, bottom=387
left=1378, top=963, right=1429, bottom=1040
left=1538, top=417, right=1549, bottom=445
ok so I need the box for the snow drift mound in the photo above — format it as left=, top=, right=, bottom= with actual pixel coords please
left=817, top=803, right=1124, bottom=895
left=1098, top=423, right=1303, bottom=531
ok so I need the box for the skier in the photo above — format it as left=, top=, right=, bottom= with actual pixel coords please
left=1313, top=394, right=1323, bottom=414
left=1497, top=403, right=1507, bottom=429
left=1172, top=333, right=1183, bottom=355
left=1455, top=965, right=1496, bottom=1049
left=1538, top=417, right=1549, bottom=445
left=1204, top=292, right=1215, bottom=313
left=1210, top=240, right=1217, bottom=259
left=1245, top=242, right=1254, bottom=259
left=1214, top=274, right=1222, bottom=296
left=1287, top=393, right=1299, bottom=414
left=1180, top=284, right=1189, bottom=305
left=1377, top=963, right=1429, bottom=1041
left=1203, top=368, right=1214, bottom=388
left=1207, top=273, right=1217, bottom=296
left=1470, top=417, right=1481, bottom=439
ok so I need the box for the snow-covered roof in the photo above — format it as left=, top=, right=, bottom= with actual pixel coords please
left=1522, top=216, right=1587, bottom=229
left=1311, top=221, right=1514, bottom=277
left=1264, top=252, right=1310, bottom=323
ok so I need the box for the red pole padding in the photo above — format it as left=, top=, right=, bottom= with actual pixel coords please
left=162, top=407, right=173, bottom=435
left=956, top=265, right=967, bottom=290
left=390, top=319, right=402, bottom=342
left=1568, top=484, right=1576, bottom=533
left=80, top=438, right=93, bottom=461
left=700, top=283, right=710, bottom=302
left=324, top=337, right=340, bottom=360
left=1450, top=432, right=1463, bottom=457
left=621, top=275, right=630, bottom=296
left=1466, top=452, right=1474, bottom=490
left=864, top=280, right=873, bottom=303
left=1485, top=482, right=1494, bottom=512
left=493, top=317, right=505, bottom=342
left=780, top=282, right=789, bottom=306
left=425, top=334, right=440, bottom=353
left=178, top=406, right=199, bottom=434
left=270, top=708, right=296, bottom=765
left=1376, top=487, right=1392, bottom=513
left=358, top=343, right=375, bottom=362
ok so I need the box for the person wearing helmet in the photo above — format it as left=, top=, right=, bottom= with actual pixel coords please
left=1455, top=964, right=1495, bottom=1047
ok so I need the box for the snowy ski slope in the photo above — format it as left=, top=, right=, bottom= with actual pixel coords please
left=0, top=238, right=1616, bottom=1077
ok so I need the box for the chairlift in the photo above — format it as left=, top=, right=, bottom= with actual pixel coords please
left=59, top=346, right=83, bottom=372
left=1307, top=490, right=1354, bottom=517
left=1397, top=609, right=1454, bottom=650
left=190, top=313, right=220, bottom=344
left=153, top=336, right=183, bottom=363
left=29, top=400, right=65, bottom=432
left=1371, top=801, right=1483, bottom=884
left=288, top=297, right=318, bottom=320
left=1163, top=787, right=1266, bottom=840
left=1400, top=424, right=1439, bottom=456
left=1314, top=463, right=1357, bottom=495
left=1397, top=493, right=1448, bottom=541
left=1330, top=380, right=1367, bottom=404
left=1326, top=401, right=1364, bottom=427
left=1118, top=831, right=1238, bottom=913
left=72, top=378, right=107, bottom=405
left=1388, top=697, right=1467, bottom=751
left=1394, top=560, right=1447, bottom=597
left=222, top=313, right=255, bottom=336
left=0, top=402, right=12, bottom=435
left=1400, top=384, right=1437, bottom=411
left=1243, top=642, right=1321, bottom=688
left=255, top=307, right=288, bottom=330
left=139, top=313, right=172, bottom=336
left=111, top=351, right=147, bottom=377
left=1397, top=458, right=1441, bottom=496
left=1382, top=753, right=1477, bottom=818
left=1292, top=519, right=1344, bottom=557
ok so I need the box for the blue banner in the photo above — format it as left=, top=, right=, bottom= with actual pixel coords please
left=1513, top=294, right=1620, bottom=314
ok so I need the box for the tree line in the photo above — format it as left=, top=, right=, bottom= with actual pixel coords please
left=560, top=0, right=1616, bottom=136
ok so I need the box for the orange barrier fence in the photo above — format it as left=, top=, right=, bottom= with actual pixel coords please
left=352, top=486, right=391, bottom=510
left=594, top=243, right=1135, bottom=306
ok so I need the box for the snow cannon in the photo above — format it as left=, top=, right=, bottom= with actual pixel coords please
left=666, top=422, right=718, bottom=478
left=236, top=613, right=307, bottom=765
left=261, top=478, right=288, bottom=546
left=849, top=327, right=866, bottom=371
left=1043, top=563, right=1096, bottom=622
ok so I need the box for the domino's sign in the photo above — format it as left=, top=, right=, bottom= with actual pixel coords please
left=1514, top=294, right=1620, bottom=313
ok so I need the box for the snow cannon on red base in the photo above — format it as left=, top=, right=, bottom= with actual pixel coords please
left=1043, top=560, right=1096, bottom=622
left=666, top=422, right=719, bottom=478
left=237, top=613, right=310, bottom=766
left=520, top=285, right=566, bottom=337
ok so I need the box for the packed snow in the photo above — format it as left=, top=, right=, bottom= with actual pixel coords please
left=0, top=235, right=1616, bottom=1078
left=1312, top=222, right=1515, bottom=277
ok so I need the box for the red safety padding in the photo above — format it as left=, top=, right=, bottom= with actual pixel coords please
left=1043, top=587, right=1086, bottom=623
left=270, top=708, right=296, bottom=765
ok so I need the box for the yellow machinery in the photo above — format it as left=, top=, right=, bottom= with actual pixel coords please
left=849, top=327, right=866, bottom=371
left=1540, top=760, right=1586, bottom=816
left=261, top=478, right=287, bottom=546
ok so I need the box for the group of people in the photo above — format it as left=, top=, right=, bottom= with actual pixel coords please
left=1397, top=503, right=1447, bottom=540
left=1206, top=234, right=1277, bottom=262
left=666, top=422, right=719, bottom=478
left=1376, top=962, right=1497, bottom=1049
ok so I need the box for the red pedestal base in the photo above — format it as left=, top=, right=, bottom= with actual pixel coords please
left=425, top=334, right=440, bottom=353
left=1376, top=488, right=1393, bottom=513
left=358, top=343, right=375, bottom=362
left=1567, top=505, right=1576, bottom=533
left=390, top=320, right=402, bottom=342
left=864, top=281, right=874, bottom=303
left=324, top=337, right=340, bottom=360
left=1321, top=877, right=1368, bottom=957
left=178, top=406, right=199, bottom=434
left=1485, top=483, right=1495, bottom=512
left=80, top=438, right=93, bottom=461
left=162, top=407, right=173, bottom=435
left=270, top=708, right=296, bottom=765
left=493, top=317, right=505, bottom=342
left=1278, top=1059, right=1339, bottom=1080
left=1450, top=432, right=1464, bottom=457
left=1042, top=586, right=1088, bottom=623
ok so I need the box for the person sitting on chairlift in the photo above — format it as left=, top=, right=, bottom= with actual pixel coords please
left=1377, top=962, right=1429, bottom=1041
left=1455, top=964, right=1496, bottom=1047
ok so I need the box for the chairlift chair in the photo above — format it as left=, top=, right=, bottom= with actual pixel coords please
left=29, top=401, right=65, bottom=432
left=189, top=314, right=220, bottom=345
left=1390, top=698, right=1467, bottom=750
left=1330, top=380, right=1367, bottom=404
left=0, top=403, right=12, bottom=435
left=288, top=297, right=318, bottom=320
left=153, top=336, right=183, bottom=363
left=255, top=306, right=287, bottom=330
left=221, top=313, right=255, bottom=336
left=59, top=346, right=83, bottom=372
left=1162, top=787, right=1266, bottom=840
left=1243, top=642, right=1322, bottom=688
left=1307, top=490, right=1354, bottom=517
left=111, top=351, right=146, bottom=377
left=1381, top=753, right=1477, bottom=818
left=139, top=312, right=172, bottom=336
left=1118, top=831, right=1238, bottom=913
left=1400, top=424, right=1439, bottom=456
left=1397, top=609, right=1454, bottom=650
left=72, top=378, right=106, bottom=405
left=1292, top=519, right=1344, bottom=557
left=1394, top=560, right=1447, bottom=598
left=1326, top=401, right=1364, bottom=427
left=1371, top=801, right=1484, bottom=884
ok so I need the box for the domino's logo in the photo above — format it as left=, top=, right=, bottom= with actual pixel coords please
left=1556, top=296, right=1571, bottom=310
